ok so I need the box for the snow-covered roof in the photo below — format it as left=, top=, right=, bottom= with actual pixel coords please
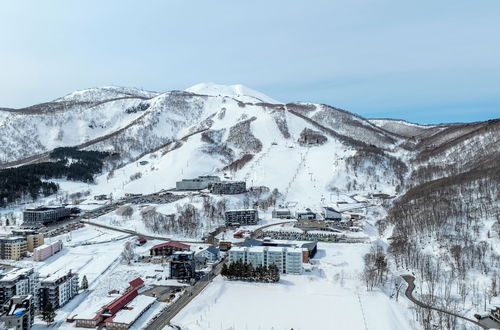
left=108, top=295, right=156, bottom=325
left=150, top=241, right=190, bottom=250
left=73, top=295, right=119, bottom=320
left=229, top=246, right=246, bottom=253
left=0, top=268, right=33, bottom=282
left=324, top=206, right=341, bottom=212
left=199, top=245, right=219, bottom=255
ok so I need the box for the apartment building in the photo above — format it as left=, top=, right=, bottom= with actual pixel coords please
left=0, top=295, right=34, bottom=330
left=225, top=209, right=259, bottom=226
left=0, top=268, right=38, bottom=306
left=38, top=271, right=78, bottom=310
left=169, top=251, right=196, bottom=280
left=11, top=230, right=45, bottom=252
left=0, top=237, right=27, bottom=260
left=22, top=206, right=70, bottom=227
left=33, top=240, right=63, bottom=262
left=228, top=246, right=304, bottom=274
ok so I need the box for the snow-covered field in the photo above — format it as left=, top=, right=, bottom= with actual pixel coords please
left=172, top=243, right=414, bottom=330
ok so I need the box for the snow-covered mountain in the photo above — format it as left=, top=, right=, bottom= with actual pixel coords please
left=1, top=83, right=499, bottom=330
left=0, top=83, right=419, bottom=202
left=2, top=84, right=497, bottom=244
left=1, top=84, right=497, bottom=199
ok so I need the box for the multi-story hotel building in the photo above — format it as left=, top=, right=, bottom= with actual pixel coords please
left=228, top=246, right=303, bottom=274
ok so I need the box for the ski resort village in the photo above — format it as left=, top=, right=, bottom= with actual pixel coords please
left=0, top=84, right=498, bottom=330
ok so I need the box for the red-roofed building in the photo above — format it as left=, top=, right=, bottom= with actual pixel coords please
left=104, top=295, right=156, bottom=329
left=72, top=278, right=147, bottom=328
left=128, top=277, right=144, bottom=290
left=150, top=241, right=190, bottom=257
left=101, top=290, right=138, bottom=316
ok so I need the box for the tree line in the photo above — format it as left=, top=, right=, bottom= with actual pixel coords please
left=221, top=260, right=280, bottom=282
left=0, top=147, right=112, bottom=207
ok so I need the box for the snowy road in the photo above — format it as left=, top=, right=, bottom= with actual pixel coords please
left=402, top=275, right=486, bottom=329
left=145, top=261, right=225, bottom=330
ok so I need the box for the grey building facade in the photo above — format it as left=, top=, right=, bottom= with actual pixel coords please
left=210, top=181, right=246, bottom=195
left=22, top=207, right=71, bottom=227
left=169, top=252, right=196, bottom=280
left=296, top=210, right=317, bottom=220
left=324, top=207, right=342, bottom=221
left=0, top=268, right=38, bottom=308
left=0, top=295, right=34, bottom=330
left=175, top=176, right=220, bottom=191
left=272, top=209, right=292, bottom=219
left=225, top=209, right=259, bottom=226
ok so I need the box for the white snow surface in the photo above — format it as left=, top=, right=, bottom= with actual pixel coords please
left=172, top=243, right=413, bottom=330
left=185, top=82, right=282, bottom=104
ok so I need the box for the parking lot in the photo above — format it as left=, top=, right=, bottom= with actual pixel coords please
left=143, top=286, right=185, bottom=302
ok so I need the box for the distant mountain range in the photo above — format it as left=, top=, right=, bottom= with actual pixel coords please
left=0, top=82, right=498, bottom=221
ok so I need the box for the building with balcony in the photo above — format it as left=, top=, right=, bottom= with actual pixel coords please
left=0, top=268, right=38, bottom=307
left=11, top=230, right=44, bottom=252
left=0, top=237, right=27, bottom=260
left=225, top=209, right=259, bottom=226
left=22, top=206, right=71, bottom=227
left=169, top=251, right=195, bottom=280
left=38, top=271, right=78, bottom=310
left=228, top=246, right=304, bottom=274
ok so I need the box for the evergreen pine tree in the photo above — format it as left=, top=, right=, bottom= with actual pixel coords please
left=269, top=264, right=280, bottom=282
left=221, top=263, right=228, bottom=277
left=42, top=303, right=56, bottom=326
left=81, top=275, right=89, bottom=290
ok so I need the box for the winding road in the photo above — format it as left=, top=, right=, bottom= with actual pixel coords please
left=402, top=275, right=488, bottom=329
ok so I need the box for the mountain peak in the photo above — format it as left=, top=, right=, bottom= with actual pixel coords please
left=185, top=82, right=282, bottom=104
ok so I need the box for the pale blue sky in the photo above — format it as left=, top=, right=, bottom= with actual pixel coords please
left=1, top=0, right=499, bottom=123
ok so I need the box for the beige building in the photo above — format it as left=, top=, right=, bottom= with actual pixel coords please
left=26, top=234, right=44, bottom=252
left=10, top=230, right=44, bottom=252
left=0, top=237, right=27, bottom=260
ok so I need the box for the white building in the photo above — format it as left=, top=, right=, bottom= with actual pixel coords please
left=196, top=246, right=220, bottom=264
left=39, top=271, right=79, bottom=309
left=228, top=246, right=304, bottom=274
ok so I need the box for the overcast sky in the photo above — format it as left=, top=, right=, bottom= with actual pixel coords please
left=1, top=1, right=499, bottom=123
